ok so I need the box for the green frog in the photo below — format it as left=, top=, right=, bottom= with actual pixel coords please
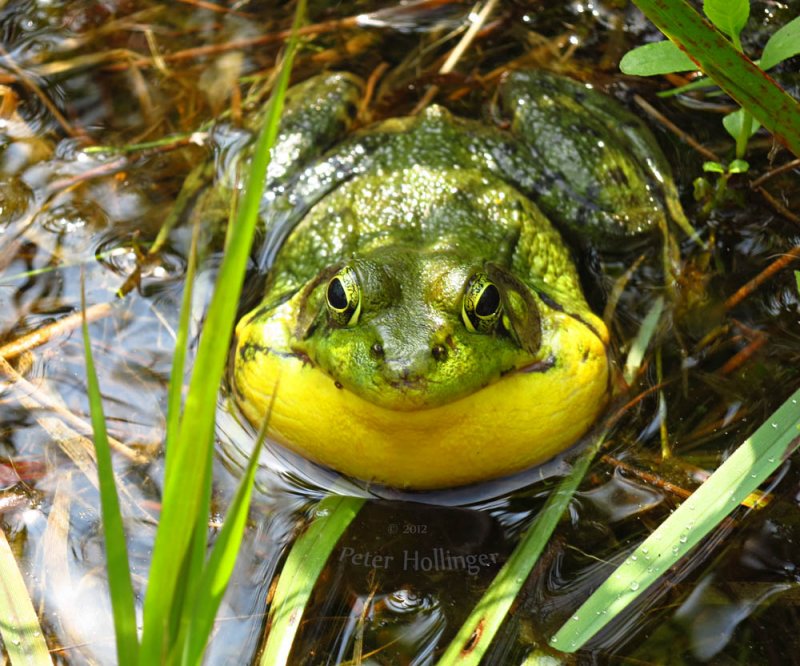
left=230, top=70, right=683, bottom=489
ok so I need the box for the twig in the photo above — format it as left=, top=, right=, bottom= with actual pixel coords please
left=634, top=94, right=722, bottom=163
left=411, top=0, right=500, bottom=113
left=0, top=355, right=146, bottom=464
left=0, top=44, right=83, bottom=140
left=724, top=244, right=800, bottom=310
left=754, top=185, right=800, bottom=227
left=719, top=333, right=768, bottom=375
left=102, top=17, right=360, bottom=72
left=0, top=303, right=114, bottom=361
left=750, top=158, right=800, bottom=187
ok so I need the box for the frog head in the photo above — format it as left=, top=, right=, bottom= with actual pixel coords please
left=287, top=247, right=545, bottom=410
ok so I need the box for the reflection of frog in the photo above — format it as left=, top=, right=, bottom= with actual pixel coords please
left=231, top=70, right=682, bottom=489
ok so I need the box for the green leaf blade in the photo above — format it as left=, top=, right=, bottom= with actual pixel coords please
left=260, top=496, right=366, bottom=666
left=437, top=433, right=606, bottom=665
left=723, top=108, right=761, bottom=140
left=550, top=387, right=800, bottom=652
left=620, top=40, right=698, bottom=76
left=632, top=0, right=800, bottom=159
left=138, top=1, right=307, bottom=661
left=81, top=285, right=139, bottom=666
left=703, top=0, right=749, bottom=45
left=0, top=529, right=53, bottom=666
left=761, top=15, right=800, bottom=70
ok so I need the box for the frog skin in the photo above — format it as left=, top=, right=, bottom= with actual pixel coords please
left=231, top=70, right=680, bottom=489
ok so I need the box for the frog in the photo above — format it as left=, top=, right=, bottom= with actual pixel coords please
left=230, top=69, right=684, bottom=489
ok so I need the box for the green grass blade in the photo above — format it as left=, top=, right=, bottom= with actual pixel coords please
left=138, top=1, right=307, bottom=660
left=623, top=297, right=664, bottom=384
left=550, top=387, right=800, bottom=652
left=181, top=394, right=277, bottom=666
left=81, top=277, right=139, bottom=666
left=260, top=495, right=366, bottom=666
left=632, top=0, right=800, bottom=158
left=163, top=220, right=200, bottom=477
left=0, top=528, right=52, bottom=666
left=436, top=433, right=606, bottom=665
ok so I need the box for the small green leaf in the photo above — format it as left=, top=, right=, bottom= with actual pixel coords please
left=703, top=0, right=750, bottom=45
left=703, top=161, right=726, bottom=173
left=761, top=16, right=800, bottom=70
left=693, top=176, right=712, bottom=201
left=728, top=159, right=750, bottom=174
left=794, top=270, right=800, bottom=295
left=620, top=40, right=698, bottom=76
left=723, top=108, right=761, bottom=140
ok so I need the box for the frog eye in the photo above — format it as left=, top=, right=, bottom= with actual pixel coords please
left=326, top=266, right=361, bottom=327
left=462, top=272, right=502, bottom=333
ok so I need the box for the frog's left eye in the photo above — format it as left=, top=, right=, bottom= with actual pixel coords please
left=462, top=273, right=502, bottom=333
left=326, top=266, right=361, bottom=327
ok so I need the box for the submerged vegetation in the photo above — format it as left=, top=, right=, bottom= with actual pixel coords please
left=0, top=0, right=799, bottom=664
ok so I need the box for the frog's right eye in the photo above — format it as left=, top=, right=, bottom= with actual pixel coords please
left=462, top=272, right=502, bottom=333
left=326, top=267, right=361, bottom=327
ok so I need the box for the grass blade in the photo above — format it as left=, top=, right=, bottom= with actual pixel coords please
left=0, top=528, right=52, bottom=666
left=437, top=433, right=606, bottom=665
left=623, top=296, right=664, bottom=384
left=632, top=0, right=800, bottom=158
left=260, top=495, right=366, bottom=666
left=181, top=394, right=277, bottom=665
left=163, top=218, right=200, bottom=477
left=138, top=1, right=307, bottom=660
left=550, top=387, right=800, bottom=651
left=81, top=276, right=139, bottom=666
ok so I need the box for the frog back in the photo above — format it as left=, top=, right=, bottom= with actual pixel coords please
left=262, top=105, right=590, bottom=316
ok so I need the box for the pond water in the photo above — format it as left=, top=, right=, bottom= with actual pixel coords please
left=1, top=0, right=800, bottom=664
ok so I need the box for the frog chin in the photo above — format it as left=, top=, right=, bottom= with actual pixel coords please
left=329, top=371, right=473, bottom=412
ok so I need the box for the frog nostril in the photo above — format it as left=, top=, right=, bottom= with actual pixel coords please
left=431, top=344, right=447, bottom=362
left=370, top=342, right=384, bottom=359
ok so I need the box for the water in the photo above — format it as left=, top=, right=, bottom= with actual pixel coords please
left=1, top=0, right=800, bottom=664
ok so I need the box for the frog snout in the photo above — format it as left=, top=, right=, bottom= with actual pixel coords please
left=372, top=342, right=449, bottom=389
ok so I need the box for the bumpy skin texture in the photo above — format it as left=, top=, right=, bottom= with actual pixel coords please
left=232, top=70, right=668, bottom=488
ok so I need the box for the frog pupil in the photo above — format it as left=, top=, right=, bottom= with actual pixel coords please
left=476, top=284, right=500, bottom=317
left=327, top=278, right=348, bottom=310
